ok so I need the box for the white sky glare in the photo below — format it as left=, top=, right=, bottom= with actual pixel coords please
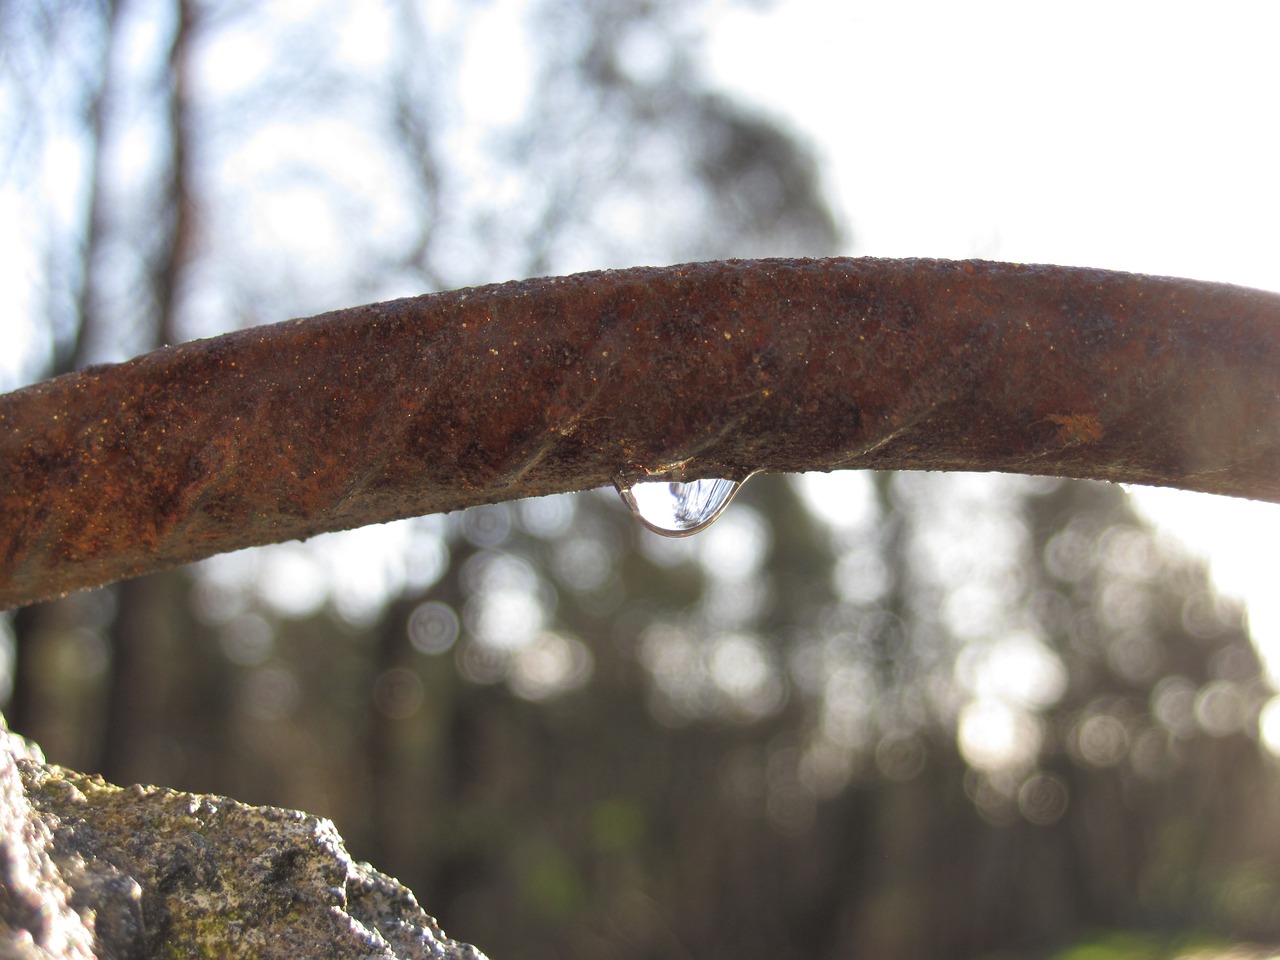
left=708, top=1, right=1280, bottom=285
left=707, top=0, right=1280, bottom=685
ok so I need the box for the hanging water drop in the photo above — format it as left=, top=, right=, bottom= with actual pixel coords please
left=615, top=476, right=744, bottom=537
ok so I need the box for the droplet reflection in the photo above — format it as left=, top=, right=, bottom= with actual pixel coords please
left=615, top=476, right=744, bottom=537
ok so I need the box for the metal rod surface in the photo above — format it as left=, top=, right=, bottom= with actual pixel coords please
left=3, top=257, right=1280, bottom=609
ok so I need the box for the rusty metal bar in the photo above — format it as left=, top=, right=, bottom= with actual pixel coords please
left=3, top=257, right=1280, bottom=609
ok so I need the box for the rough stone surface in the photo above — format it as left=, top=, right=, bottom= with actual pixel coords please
left=0, top=718, right=488, bottom=960
left=0, top=725, right=95, bottom=960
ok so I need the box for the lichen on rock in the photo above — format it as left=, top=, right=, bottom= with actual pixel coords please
left=0, top=716, right=487, bottom=960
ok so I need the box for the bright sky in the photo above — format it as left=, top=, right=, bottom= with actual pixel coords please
left=706, top=0, right=1280, bottom=684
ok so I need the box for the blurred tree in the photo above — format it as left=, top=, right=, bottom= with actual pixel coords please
left=1, top=3, right=1277, bottom=960
left=2, top=0, right=211, bottom=784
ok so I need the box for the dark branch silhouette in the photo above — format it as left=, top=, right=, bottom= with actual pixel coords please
left=4, top=257, right=1280, bottom=609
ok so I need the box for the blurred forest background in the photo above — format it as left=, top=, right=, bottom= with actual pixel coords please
left=3, top=2, right=1280, bottom=959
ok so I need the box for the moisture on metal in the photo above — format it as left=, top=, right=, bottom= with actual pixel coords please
left=3, top=257, right=1280, bottom=609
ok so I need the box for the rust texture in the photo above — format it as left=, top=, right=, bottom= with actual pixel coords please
left=3, top=257, right=1280, bottom=609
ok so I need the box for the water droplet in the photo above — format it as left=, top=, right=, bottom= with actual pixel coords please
left=615, top=476, right=743, bottom=537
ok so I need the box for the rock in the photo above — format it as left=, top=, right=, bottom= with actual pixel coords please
left=0, top=717, right=488, bottom=960
left=0, top=723, right=95, bottom=960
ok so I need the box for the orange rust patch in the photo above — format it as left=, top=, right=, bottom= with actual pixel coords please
left=1045, top=412, right=1104, bottom=446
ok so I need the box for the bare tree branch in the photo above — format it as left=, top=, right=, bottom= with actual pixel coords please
left=3, top=257, right=1280, bottom=609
